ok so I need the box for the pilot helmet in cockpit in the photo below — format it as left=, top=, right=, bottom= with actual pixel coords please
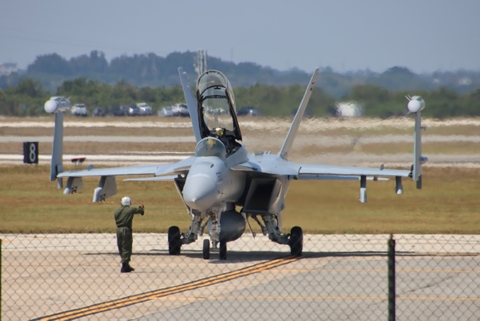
left=215, top=127, right=224, bottom=136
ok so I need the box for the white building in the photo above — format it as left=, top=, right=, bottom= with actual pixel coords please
left=335, top=101, right=363, bottom=117
left=0, top=62, right=18, bottom=76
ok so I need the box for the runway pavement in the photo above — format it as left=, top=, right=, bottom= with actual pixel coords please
left=2, top=234, right=479, bottom=320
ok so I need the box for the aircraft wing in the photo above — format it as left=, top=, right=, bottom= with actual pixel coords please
left=232, top=155, right=411, bottom=179
left=57, top=156, right=195, bottom=178
left=296, top=163, right=411, bottom=179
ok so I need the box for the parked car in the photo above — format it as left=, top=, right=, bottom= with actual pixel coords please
left=92, top=107, right=106, bottom=117
left=172, top=103, right=189, bottom=117
left=71, top=104, right=88, bottom=117
left=109, top=106, right=128, bottom=116
left=158, top=103, right=189, bottom=117
left=127, top=105, right=140, bottom=116
left=136, top=102, right=153, bottom=116
left=237, top=106, right=260, bottom=116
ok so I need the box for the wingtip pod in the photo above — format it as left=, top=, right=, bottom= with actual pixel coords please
left=44, top=100, right=58, bottom=114
left=44, top=96, right=71, bottom=114
left=406, top=95, right=425, bottom=114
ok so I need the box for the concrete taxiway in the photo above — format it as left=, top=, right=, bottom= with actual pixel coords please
left=2, top=234, right=479, bottom=320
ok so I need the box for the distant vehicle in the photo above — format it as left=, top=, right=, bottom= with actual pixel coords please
left=136, top=102, right=153, bottom=116
left=109, top=106, right=127, bottom=116
left=127, top=105, right=140, bottom=116
left=71, top=104, right=88, bottom=117
left=158, top=106, right=174, bottom=117
left=237, top=106, right=260, bottom=116
left=92, top=107, right=106, bottom=117
left=158, top=103, right=189, bottom=117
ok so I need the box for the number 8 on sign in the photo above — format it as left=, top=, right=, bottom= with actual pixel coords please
left=23, top=142, right=38, bottom=164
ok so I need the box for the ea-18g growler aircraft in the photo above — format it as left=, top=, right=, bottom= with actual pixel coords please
left=45, top=68, right=427, bottom=260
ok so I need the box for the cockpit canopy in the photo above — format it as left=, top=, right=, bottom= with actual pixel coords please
left=196, top=70, right=242, bottom=141
left=195, top=137, right=227, bottom=159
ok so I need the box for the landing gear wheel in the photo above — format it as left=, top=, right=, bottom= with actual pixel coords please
left=203, top=239, right=210, bottom=260
left=168, top=226, right=181, bottom=255
left=219, top=241, right=227, bottom=260
left=289, top=226, right=303, bottom=257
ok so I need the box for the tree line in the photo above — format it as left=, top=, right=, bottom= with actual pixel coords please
left=2, top=51, right=480, bottom=99
left=1, top=76, right=479, bottom=119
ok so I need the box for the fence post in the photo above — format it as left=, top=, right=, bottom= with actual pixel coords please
left=1, top=238, right=2, bottom=321
left=388, top=234, right=396, bottom=321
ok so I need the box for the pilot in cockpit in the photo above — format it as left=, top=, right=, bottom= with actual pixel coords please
left=203, top=137, right=225, bottom=157
left=213, top=127, right=234, bottom=154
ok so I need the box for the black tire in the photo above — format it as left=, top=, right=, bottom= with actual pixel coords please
left=289, top=226, right=303, bottom=257
left=203, top=239, right=210, bottom=260
left=219, top=241, right=227, bottom=260
left=168, top=226, right=181, bottom=255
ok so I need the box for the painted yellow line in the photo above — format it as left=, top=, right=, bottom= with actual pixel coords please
left=275, top=268, right=480, bottom=273
left=34, top=256, right=301, bottom=321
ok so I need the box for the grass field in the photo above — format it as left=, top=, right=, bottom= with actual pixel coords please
left=1, top=116, right=479, bottom=234
left=1, top=165, right=479, bottom=234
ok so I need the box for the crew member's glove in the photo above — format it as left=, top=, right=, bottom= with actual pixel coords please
left=139, top=204, right=145, bottom=214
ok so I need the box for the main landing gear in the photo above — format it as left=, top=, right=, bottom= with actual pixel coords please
left=250, top=214, right=304, bottom=257
left=289, top=226, right=303, bottom=257
left=203, top=239, right=210, bottom=259
left=168, top=226, right=181, bottom=255
left=169, top=224, right=303, bottom=259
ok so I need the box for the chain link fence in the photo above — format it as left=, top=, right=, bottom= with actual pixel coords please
left=1, top=234, right=479, bottom=320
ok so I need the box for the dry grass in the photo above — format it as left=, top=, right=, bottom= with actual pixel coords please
left=1, top=116, right=480, bottom=234
left=0, top=165, right=479, bottom=234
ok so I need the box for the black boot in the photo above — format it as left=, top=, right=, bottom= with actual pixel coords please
left=121, top=263, right=134, bottom=273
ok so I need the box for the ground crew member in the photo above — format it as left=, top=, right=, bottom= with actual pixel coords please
left=114, top=196, right=145, bottom=273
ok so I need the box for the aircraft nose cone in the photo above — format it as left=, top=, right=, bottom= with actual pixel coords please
left=183, top=175, right=218, bottom=211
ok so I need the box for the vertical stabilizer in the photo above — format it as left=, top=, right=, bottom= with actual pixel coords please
left=178, top=67, right=202, bottom=142
left=50, top=112, right=65, bottom=188
left=279, top=68, right=319, bottom=160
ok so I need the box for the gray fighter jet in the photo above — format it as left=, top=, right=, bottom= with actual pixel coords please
left=45, top=68, right=427, bottom=259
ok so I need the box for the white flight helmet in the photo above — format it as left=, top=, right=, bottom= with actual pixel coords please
left=121, top=196, right=131, bottom=206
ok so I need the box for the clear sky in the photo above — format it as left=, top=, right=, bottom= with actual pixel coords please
left=1, top=0, right=479, bottom=73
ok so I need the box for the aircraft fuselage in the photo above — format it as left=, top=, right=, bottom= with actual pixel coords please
left=182, top=143, right=248, bottom=212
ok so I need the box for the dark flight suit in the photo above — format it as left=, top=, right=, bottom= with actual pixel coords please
left=114, top=205, right=144, bottom=265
